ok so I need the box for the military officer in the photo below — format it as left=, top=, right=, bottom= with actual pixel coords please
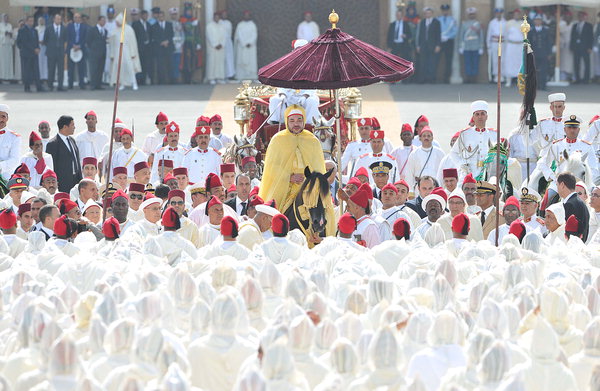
left=582, top=115, right=600, bottom=160
left=0, top=104, right=22, bottom=181
left=537, top=115, right=599, bottom=184
left=450, top=100, right=497, bottom=181
left=531, top=93, right=567, bottom=156
left=519, top=186, right=545, bottom=234
left=341, top=117, right=374, bottom=173
left=151, top=121, right=186, bottom=183
left=182, top=125, right=222, bottom=185
left=350, top=130, right=399, bottom=184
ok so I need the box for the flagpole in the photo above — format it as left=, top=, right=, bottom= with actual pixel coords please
left=495, top=25, right=502, bottom=247
left=103, top=9, right=127, bottom=221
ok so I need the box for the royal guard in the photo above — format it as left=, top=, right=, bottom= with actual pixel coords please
left=582, top=114, right=600, bottom=159
left=346, top=185, right=381, bottom=248
left=370, top=161, right=394, bottom=199
left=151, top=121, right=187, bottom=183
left=155, top=159, right=174, bottom=185
left=208, top=114, right=232, bottom=150
left=375, top=182, right=412, bottom=241
left=112, top=166, right=129, bottom=190
left=0, top=207, right=27, bottom=257
left=341, top=117, right=393, bottom=173
left=143, top=111, right=169, bottom=155
left=392, top=217, right=411, bottom=241
left=74, top=111, right=109, bottom=163
left=350, top=130, right=399, bottom=184
left=111, top=128, right=148, bottom=180
left=450, top=100, right=497, bottom=180
left=22, top=131, right=53, bottom=187
left=531, top=93, right=567, bottom=155
left=404, top=126, right=446, bottom=190
left=519, top=186, right=545, bottom=234
left=391, top=123, right=416, bottom=180
left=241, top=156, right=260, bottom=188
left=182, top=125, right=222, bottom=185
left=220, top=163, right=236, bottom=190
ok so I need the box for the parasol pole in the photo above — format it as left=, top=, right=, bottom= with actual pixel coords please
left=495, top=25, right=503, bottom=247
left=103, top=8, right=127, bottom=221
left=334, top=89, right=343, bottom=209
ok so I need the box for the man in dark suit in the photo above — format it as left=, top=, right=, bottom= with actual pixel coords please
left=86, top=15, right=107, bottom=90
left=150, top=11, right=174, bottom=84
left=558, top=172, right=590, bottom=242
left=132, top=9, right=153, bottom=85
left=528, top=14, right=552, bottom=90
left=405, top=175, right=437, bottom=218
left=16, top=15, right=44, bottom=92
left=45, top=115, right=82, bottom=193
left=66, top=12, right=88, bottom=89
left=415, top=7, right=441, bottom=83
left=570, top=11, right=594, bottom=84
left=44, top=13, right=67, bottom=91
left=225, top=174, right=251, bottom=216
left=387, top=9, right=412, bottom=61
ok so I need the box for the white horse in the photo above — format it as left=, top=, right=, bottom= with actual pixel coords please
left=312, top=116, right=336, bottom=161
left=222, top=133, right=261, bottom=175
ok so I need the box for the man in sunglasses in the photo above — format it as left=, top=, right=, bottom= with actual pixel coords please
left=127, top=183, right=146, bottom=222
left=166, top=189, right=200, bottom=248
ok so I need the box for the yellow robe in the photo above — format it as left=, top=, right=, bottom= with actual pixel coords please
left=259, top=128, right=335, bottom=237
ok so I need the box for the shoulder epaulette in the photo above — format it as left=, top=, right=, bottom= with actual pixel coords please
left=9, top=130, right=20, bottom=137
left=539, top=117, right=551, bottom=122
left=358, top=153, right=369, bottom=158
left=385, top=153, right=396, bottom=160
left=536, top=217, right=545, bottom=225
left=212, top=148, right=222, bottom=155
left=582, top=140, right=592, bottom=145
left=553, top=138, right=563, bottom=144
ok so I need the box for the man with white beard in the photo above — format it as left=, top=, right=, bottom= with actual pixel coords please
left=234, top=11, right=257, bottom=80
left=258, top=214, right=304, bottom=264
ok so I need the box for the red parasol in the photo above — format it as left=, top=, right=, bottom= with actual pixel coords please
left=258, top=19, right=413, bottom=89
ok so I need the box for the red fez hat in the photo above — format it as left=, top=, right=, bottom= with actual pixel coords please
left=220, top=163, right=235, bottom=173
left=401, top=123, right=413, bottom=134
left=243, top=10, right=251, bottom=16
left=58, top=199, right=78, bottom=215
left=53, top=192, right=70, bottom=203
left=227, top=184, right=236, bottom=193
left=13, top=163, right=30, bottom=176
left=102, top=216, right=121, bottom=239
left=509, top=220, right=526, bottom=242
left=205, top=195, right=223, bottom=215
left=168, top=189, right=185, bottom=200
left=134, top=161, right=149, bottom=174
left=463, top=173, right=477, bottom=185
left=17, top=203, right=31, bottom=216
left=113, top=166, right=127, bottom=176
left=120, top=128, right=133, bottom=138
left=53, top=215, right=76, bottom=237
left=350, top=189, right=369, bottom=209
left=205, top=172, right=222, bottom=191
left=112, top=189, right=129, bottom=201
left=220, top=215, right=239, bottom=237
left=355, top=167, right=369, bottom=178
left=451, top=213, right=470, bottom=235
left=128, top=183, right=145, bottom=193
left=371, top=117, right=381, bottom=129
left=443, top=168, right=458, bottom=179
left=419, top=126, right=433, bottom=136
left=82, top=157, right=98, bottom=167
left=172, top=167, right=188, bottom=177
left=303, top=11, right=312, bottom=16
left=417, top=114, right=429, bottom=123
left=29, top=131, right=42, bottom=145
left=161, top=206, right=181, bottom=230
left=193, top=126, right=211, bottom=137
left=85, top=110, right=97, bottom=119
left=565, top=215, right=580, bottom=236
left=157, top=159, right=174, bottom=168
left=0, top=208, right=17, bottom=230
left=394, top=179, right=409, bottom=190
left=241, top=156, right=256, bottom=167
left=196, top=115, right=211, bottom=124
left=248, top=195, right=264, bottom=208
left=338, top=212, right=357, bottom=235
left=369, top=130, right=384, bottom=140
left=345, top=177, right=361, bottom=189
left=163, top=173, right=177, bottom=183
left=38, top=120, right=49, bottom=126
left=249, top=186, right=260, bottom=198
left=432, top=187, right=448, bottom=202
left=381, top=183, right=398, bottom=194
left=272, top=214, right=289, bottom=236
left=358, top=118, right=373, bottom=127
left=392, top=218, right=411, bottom=240
left=503, top=196, right=520, bottom=211
left=42, top=169, right=57, bottom=181
left=359, top=183, right=373, bottom=200
left=165, top=121, right=180, bottom=134
left=156, top=111, right=169, bottom=123
left=209, top=114, right=222, bottom=124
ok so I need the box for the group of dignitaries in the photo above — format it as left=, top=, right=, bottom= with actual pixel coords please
left=0, top=88, right=600, bottom=254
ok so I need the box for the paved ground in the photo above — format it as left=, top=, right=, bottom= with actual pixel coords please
left=1, top=81, right=598, bottom=155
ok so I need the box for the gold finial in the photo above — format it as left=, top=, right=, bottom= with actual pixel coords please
left=520, top=15, right=530, bottom=40
left=329, top=9, right=339, bottom=29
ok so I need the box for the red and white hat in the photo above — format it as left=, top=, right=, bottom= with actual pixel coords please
left=369, top=130, right=384, bottom=140
left=193, top=126, right=211, bottom=137
left=358, top=118, right=373, bottom=127
left=140, top=193, right=161, bottom=210
left=165, top=121, right=180, bottom=134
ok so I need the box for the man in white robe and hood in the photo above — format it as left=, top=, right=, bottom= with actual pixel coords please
left=124, top=193, right=161, bottom=239
left=0, top=208, right=27, bottom=257
left=155, top=206, right=197, bottom=265
left=544, top=202, right=566, bottom=244
left=204, top=215, right=250, bottom=260
left=108, top=13, right=141, bottom=90
left=198, top=195, right=224, bottom=247
left=257, top=213, right=304, bottom=264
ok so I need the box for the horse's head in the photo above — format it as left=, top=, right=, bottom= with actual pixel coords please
left=312, top=116, right=335, bottom=142
left=300, top=166, right=334, bottom=234
left=233, top=134, right=258, bottom=159
left=481, top=141, right=508, bottom=181
left=561, top=150, right=587, bottom=183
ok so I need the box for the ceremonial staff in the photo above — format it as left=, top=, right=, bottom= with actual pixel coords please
left=103, top=9, right=127, bottom=221
left=494, top=26, right=503, bottom=247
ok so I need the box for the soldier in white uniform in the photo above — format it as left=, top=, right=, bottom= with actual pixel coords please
left=404, top=126, right=446, bottom=191
left=449, top=100, right=497, bottom=181
left=341, top=118, right=374, bottom=173
left=582, top=115, right=600, bottom=160
left=74, top=111, right=109, bottom=164
left=519, top=186, right=545, bottom=234
left=0, top=104, right=21, bottom=181
left=111, top=128, right=148, bottom=180
left=350, top=130, right=399, bottom=184
left=537, top=115, right=599, bottom=184
left=208, top=114, right=232, bottom=150
left=182, top=126, right=222, bottom=186
left=531, top=93, right=567, bottom=156
left=142, top=112, right=169, bottom=155
left=151, top=121, right=186, bottom=183
left=508, top=126, right=539, bottom=181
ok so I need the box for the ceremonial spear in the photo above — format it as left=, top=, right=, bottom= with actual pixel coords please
left=494, top=26, right=503, bottom=247
left=103, top=9, right=127, bottom=221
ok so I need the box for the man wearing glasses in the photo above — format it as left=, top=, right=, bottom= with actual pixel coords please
left=127, top=183, right=145, bottom=222
left=166, top=189, right=200, bottom=248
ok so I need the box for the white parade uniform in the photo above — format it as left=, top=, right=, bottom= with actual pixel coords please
left=111, top=145, right=148, bottom=179
left=404, top=146, right=446, bottom=190
left=210, top=133, right=232, bottom=150
left=296, top=20, right=319, bottom=41
left=582, top=118, right=600, bottom=160
left=142, top=130, right=165, bottom=155
left=508, top=128, right=539, bottom=180
left=208, top=136, right=223, bottom=151
left=353, top=215, right=381, bottom=249
left=341, top=140, right=371, bottom=173
left=521, top=216, right=546, bottom=234
left=74, top=130, right=109, bottom=163
left=450, top=126, right=497, bottom=180
left=234, top=20, right=258, bottom=80
left=182, top=147, right=222, bottom=185
left=351, top=152, right=400, bottom=184
left=20, top=152, right=53, bottom=187
left=391, top=145, right=415, bottom=180
left=197, top=223, right=220, bottom=248
left=0, top=127, right=21, bottom=181
left=537, top=138, right=599, bottom=182
left=151, top=145, right=187, bottom=182
left=531, top=117, right=565, bottom=156
left=268, top=88, right=320, bottom=125
left=487, top=18, right=506, bottom=79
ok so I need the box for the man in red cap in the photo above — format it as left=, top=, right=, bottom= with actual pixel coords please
left=208, top=114, right=232, bottom=150
left=40, top=169, right=59, bottom=196
left=21, top=131, right=54, bottom=187
left=16, top=203, right=34, bottom=239
left=198, top=195, right=225, bottom=247
left=204, top=216, right=250, bottom=260
left=441, top=168, right=459, bottom=193
left=487, top=196, right=520, bottom=243
left=404, top=126, right=445, bottom=191
left=126, top=183, right=146, bottom=222
left=392, top=217, right=411, bottom=241
left=102, top=217, right=121, bottom=242
left=182, top=125, right=222, bottom=185
left=0, top=208, right=27, bottom=257
left=393, top=179, right=422, bottom=228
left=74, top=110, right=109, bottom=164
left=111, top=189, right=135, bottom=234
left=354, top=167, right=370, bottom=184
left=241, top=156, right=260, bottom=188
left=156, top=206, right=197, bottom=265
left=258, top=213, right=305, bottom=263
left=374, top=182, right=413, bottom=241
left=448, top=212, right=471, bottom=254
left=111, top=127, right=148, bottom=179
left=220, top=163, right=236, bottom=190
left=437, top=188, right=483, bottom=241
left=337, top=212, right=357, bottom=240
left=110, top=166, right=128, bottom=190
left=152, top=121, right=186, bottom=182
left=142, top=112, right=169, bottom=155
left=341, top=117, right=376, bottom=174
left=508, top=219, right=527, bottom=243
left=205, top=172, right=226, bottom=201
left=565, top=215, right=583, bottom=241
left=346, top=185, right=381, bottom=248
left=461, top=173, right=479, bottom=214
left=390, top=123, right=416, bottom=180
left=154, top=159, right=174, bottom=184
left=351, top=130, right=399, bottom=184
left=81, top=157, right=99, bottom=181
left=166, top=189, right=200, bottom=247
left=48, top=215, right=80, bottom=256
left=133, top=161, right=151, bottom=185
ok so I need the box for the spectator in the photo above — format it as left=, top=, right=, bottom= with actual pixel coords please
left=0, top=14, right=15, bottom=82
left=66, top=12, right=88, bottom=89
left=44, top=13, right=67, bottom=91
left=16, top=15, right=44, bottom=92
left=150, top=11, right=174, bottom=84
left=35, top=16, right=48, bottom=82
left=459, top=8, right=484, bottom=84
